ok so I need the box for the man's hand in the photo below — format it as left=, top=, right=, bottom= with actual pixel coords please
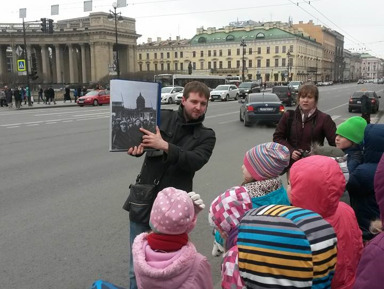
left=187, top=191, right=205, bottom=215
left=127, top=144, right=144, bottom=156
left=141, top=126, right=169, bottom=152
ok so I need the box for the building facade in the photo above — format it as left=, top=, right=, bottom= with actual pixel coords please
left=360, top=53, right=383, bottom=80
left=0, top=12, right=140, bottom=84
left=137, top=21, right=323, bottom=83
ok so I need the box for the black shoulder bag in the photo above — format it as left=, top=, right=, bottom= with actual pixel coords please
left=122, top=169, right=167, bottom=224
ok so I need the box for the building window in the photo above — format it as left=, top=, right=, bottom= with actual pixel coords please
left=154, top=53, right=157, bottom=59
left=213, top=61, right=217, bottom=69
left=139, top=63, right=142, bottom=71
left=237, top=60, right=240, bottom=68
left=198, top=37, right=207, bottom=43
left=267, top=47, right=270, bottom=54
left=257, top=59, right=261, bottom=68
left=228, top=49, right=231, bottom=56
left=208, top=62, right=211, bottom=69
left=167, top=52, right=170, bottom=58
left=146, top=63, right=150, bottom=71
left=275, top=58, right=279, bottom=67
left=289, top=45, right=293, bottom=52
left=257, top=47, right=261, bottom=54
left=208, top=50, right=211, bottom=57
left=275, top=46, right=279, bottom=53
left=161, top=52, right=164, bottom=58
left=213, top=50, right=217, bottom=57
left=282, top=46, right=286, bottom=53
left=139, top=53, right=142, bottom=60
left=167, top=63, right=170, bottom=70
left=219, top=61, right=223, bottom=69
left=154, top=63, right=158, bottom=71
left=161, top=63, right=164, bottom=70
left=175, top=63, right=178, bottom=70
left=226, top=35, right=235, bottom=41
left=237, top=48, right=240, bottom=55
left=219, top=50, right=222, bottom=56
left=200, top=62, right=204, bottom=70
left=180, top=63, right=183, bottom=70
left=248, top=60, right=252, bottom=67
left=282, top=58, right=286, bottom=67
left=193, top=62, right=196, bottom=70
left=175, top=52, right=178, bottom=58
left=180, top=52, right=183, bottom=58
left=266, top=59, right=270, bottom=67
left=192, top=51, right=196, bottom=57
left=228, top=61, right=232, bottom=68
left=200, top=51, right=204, bottom=57
left=146, top=53, right=149, bottom=59
left=248, top=48, right=252, bottom=55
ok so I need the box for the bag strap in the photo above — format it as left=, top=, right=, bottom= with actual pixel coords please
left=136, top=163, right=168, bottom=186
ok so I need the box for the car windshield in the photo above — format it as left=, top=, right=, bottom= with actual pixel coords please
left=352, top=91, right=374, bottom=98
left=273, top=87, right=288, bottom=92
left=239, top=83, right=252, bottom=88
left=85, top=90, right=99, bottom=96
left=161, top=87, right=174, bottom=93
left=215, top=85, right=229, bottom=90
left=249, top=94, right=280, bottom=102
left=289, top=81, right=301, bottom=86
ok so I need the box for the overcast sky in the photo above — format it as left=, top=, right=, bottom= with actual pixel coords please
left=3, top=0, right=384, bottom=58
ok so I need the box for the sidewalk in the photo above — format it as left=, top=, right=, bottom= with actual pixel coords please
left=1, top=100, right=78, bottom=110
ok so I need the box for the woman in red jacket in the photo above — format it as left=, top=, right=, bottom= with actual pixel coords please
left=273, top=83, right=336, bottom=170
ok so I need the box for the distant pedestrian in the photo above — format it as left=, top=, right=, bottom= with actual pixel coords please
left=0, top=87, right=7, bottom=107
left=82, top=86, right=88, bottom=96
left=48, top=86, right=56, bottom=105
left=38, top=86, right=44, bottom=103
left=20, top=87, right=26, bottom=105
left=14, top=87, right=21, bottom=109
left=263, top=82, right=266, bottom=90
left=4, top=85, right=13, bottom=108
left=44, top=87, right=50, bottom=104
left=361, top=93, right=371, bottom=124
left=64, top=86, right=71, bottom=103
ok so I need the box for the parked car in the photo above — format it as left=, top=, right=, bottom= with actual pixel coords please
left=348, top=90, right=381, bottom=113
left=77, top=89, right=110, bottom=106
left=288, top=81, right=302, bottom=92
left=357, top=79, right=364, bottom=84
left=271, top=86, right=294, bottom=106
left=239, top=93, right=285, bottom=126
left=161, top=86, right=183, bottom=104
left=175, top=92, right=184, bottom=104
left=238, top=82, right=261, bottom=98
left=210, top=84, right=239, bottom=101
left=378, top=79, right=384, bottom=84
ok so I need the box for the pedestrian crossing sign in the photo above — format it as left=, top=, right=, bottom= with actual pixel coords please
left=17, top=59, right=26, bottom=72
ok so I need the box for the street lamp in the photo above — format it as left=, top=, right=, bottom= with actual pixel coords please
left=286, top=51, right=291, bottom=81
left=240, top=39, right=247, bottom=82
left=108, top=2, right=123, bottom=78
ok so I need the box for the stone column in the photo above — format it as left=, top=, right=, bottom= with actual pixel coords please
left=12, top=45, right=18, bottom=73
left=0, top=45, right=7, bottom=75
left=41, top=45, right=49, bottom=83
left=68, top=44, right=75, bottom=84
left=55, top=44, right=62, bottom=84
left=90, top=43, right=96, bottom=82
left=80, top=44, right=87, bottom=84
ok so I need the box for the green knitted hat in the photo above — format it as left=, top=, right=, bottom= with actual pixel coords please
left=336, top=116, right=367, bottom=144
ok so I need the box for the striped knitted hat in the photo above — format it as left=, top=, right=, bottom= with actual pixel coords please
left=244, top=142, right=290, bottom=181
left=237, top=205, right=338, bottom=289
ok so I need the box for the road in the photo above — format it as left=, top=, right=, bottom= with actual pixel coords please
left=0, top=83, right=383, bottom=289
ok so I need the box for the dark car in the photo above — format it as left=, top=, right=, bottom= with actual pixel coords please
left=271, top=86, right=294, bottom=106
left=239, top=93, right=285, bottom=126
left=238, top=82, right=261, bottom=98
left=348, top=91, right=381, bottom=113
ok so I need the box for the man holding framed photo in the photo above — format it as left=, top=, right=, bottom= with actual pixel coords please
left=126, top=81, right=216, bottom=289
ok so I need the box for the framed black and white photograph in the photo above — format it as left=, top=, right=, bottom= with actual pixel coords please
left=110, top=79, right=161, bottom=152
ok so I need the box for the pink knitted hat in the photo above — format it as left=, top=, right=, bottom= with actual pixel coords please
left=243, top=142, right=290, bottom=181
left=149, top=187, right=196, bottom=235
left=209, top=187, right=252, bottom=234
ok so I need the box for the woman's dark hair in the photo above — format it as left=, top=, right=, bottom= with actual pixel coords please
left=297, top=83, right=319, bottom=103
left=183, top=81, right=210, bottom=100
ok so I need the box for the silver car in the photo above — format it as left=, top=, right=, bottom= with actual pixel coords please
left=210, top=85, right=239, bottom=101
left=161, top=86, right=183, bottom=104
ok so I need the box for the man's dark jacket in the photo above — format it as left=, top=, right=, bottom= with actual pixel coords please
left=135, top=105, right=216, bottom=193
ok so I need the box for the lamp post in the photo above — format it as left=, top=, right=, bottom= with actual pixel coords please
left=286, top=51, right=291, bottom=82
left=315, top=57, right=318, bottom=83
left=240, top=39, right=247, bottom=82
left=108, top=2, right=123, bottom=78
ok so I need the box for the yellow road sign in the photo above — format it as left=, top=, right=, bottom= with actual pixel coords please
left=17, top=59, right=26, bottom=72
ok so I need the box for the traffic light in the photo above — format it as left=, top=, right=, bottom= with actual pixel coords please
left=29, top=70, right=38, bottom=81
left=40, top=18, right=47, bottom=33
left=31, top=53, right=37, bottom=72
left=48, top=19, right=54, bottom=34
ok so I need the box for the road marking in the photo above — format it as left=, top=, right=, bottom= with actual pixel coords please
left=331, top=115, right=341, bottom=120
left=324, top=103, right=347, bottom=113
left=35, top=108, right=109, bottom=116
left=26, top=124, right=39, bottom=127
left=206, top=111, right=238, bottom=119
left=6, top=126, right=19, bottom=128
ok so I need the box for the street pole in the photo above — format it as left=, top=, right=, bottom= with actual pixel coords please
left=315, top=57, right=318, bottom=83
left=109, top=3, right=121, bottom=79
left=240, top=39, right=246, bottom=82
left=22, top=18, right=32, bottom=106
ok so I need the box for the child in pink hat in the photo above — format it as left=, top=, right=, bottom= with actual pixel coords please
left=132, top=187, right=213, bottom=289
